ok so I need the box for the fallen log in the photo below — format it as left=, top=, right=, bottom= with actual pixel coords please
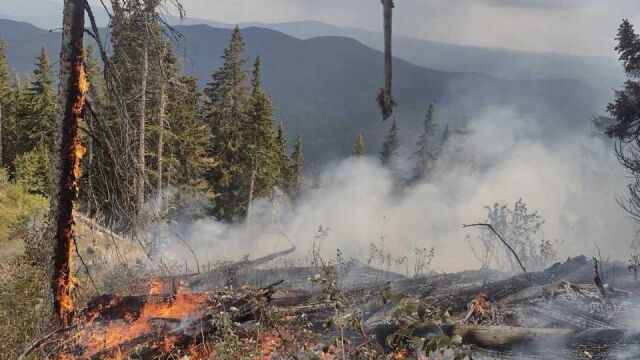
left=371, top=324, right=574, bottom=350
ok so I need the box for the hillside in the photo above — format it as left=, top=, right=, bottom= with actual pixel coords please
left=0, top=19, right=607, bottom=165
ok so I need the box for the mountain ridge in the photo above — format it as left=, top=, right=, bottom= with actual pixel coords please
left=0, top=18, right=607, bottom=165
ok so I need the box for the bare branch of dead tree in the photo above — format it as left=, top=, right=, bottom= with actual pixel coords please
left=463, top=223, right=527, bottom=273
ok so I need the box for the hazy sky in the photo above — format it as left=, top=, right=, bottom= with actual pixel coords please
left=161, top=0, right=640, bottom=57
left=3, top=0, right=640, bottom=57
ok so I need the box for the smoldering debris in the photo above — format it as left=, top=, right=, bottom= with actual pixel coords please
left=37, top=254, right=640, bottom=359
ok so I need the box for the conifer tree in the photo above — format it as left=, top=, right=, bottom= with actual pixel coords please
left=246, top=56, right=279, bottom=200
left=353, top=134, right=365, bottom=157
left=165, top=76, right=211, bottom=192
left=287, top=134, right=303, bottom=198
left=441, top=123, right=450, bottom=147
left=0, top=40, right=8, bottom=168
left=414, top=103, right=438, bottom=180
left=606, top=19, right=640, bottom=219
left=203, top=26, right=251, bottom=220
left=275, top=121, right=289, bottom=186
left=28, top=46, right=56, bottom=150
left=380, top=116, right=399, bottom=166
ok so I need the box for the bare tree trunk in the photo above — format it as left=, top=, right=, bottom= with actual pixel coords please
left=50, top=0, right=87, bottom=327
left=137, top=44, right=148, bottom=217
left=157, top=82, right=165, bottom=194
left=247, top=167, right=256, bottom=225
left=377, top=0, right=395, bottom=121
left=383, top=0, right=393, bottom=97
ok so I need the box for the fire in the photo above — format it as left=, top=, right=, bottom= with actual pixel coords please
left=472, top=291, right=490, bottom=317
left=59, top=282, right=210, bottom=359
left=53, top=43, right=89, bottom=328
left=259, top=331, right=282, bottom=359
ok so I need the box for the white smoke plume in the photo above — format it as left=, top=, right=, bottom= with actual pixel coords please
left=156, top=106, right=636, bottom=273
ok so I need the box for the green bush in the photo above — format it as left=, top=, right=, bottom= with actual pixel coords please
left=13, top=145, right=52, bottom=196
left=0, top=169, right=47, bottom=258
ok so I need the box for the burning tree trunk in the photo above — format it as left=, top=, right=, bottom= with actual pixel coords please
left=50, top=0, right=87, bottom=327
left=377, top=0, right=395, bottom=121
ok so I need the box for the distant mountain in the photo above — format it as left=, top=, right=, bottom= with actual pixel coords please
left=0, top=19, right=607, bottom=166
left=4, top=2, right=623, bottom=88
left=167, top=18, right=625, bottom=90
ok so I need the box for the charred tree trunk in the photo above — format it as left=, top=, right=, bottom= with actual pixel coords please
left=50, top=0, right=87, bottom=327
left=137, top=44, right=148, bottom=217
left=377, top=0, right=395, bottom=121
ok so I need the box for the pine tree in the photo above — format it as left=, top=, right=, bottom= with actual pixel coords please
left=165, top=76, right=212, bottom=192
left=0, top=40, right=9, bottom=168
left=203, top=26, right=251, bottom=221
left=606, top=19, right=640, bottom=220
left=414, top=103, right=438, bottom=180
left=353, top=134, right=365, bottom=157
left=380, top=116, right=399, bottom=166
left=245, top=56, right=279, bottom=201
left=287, top=134, right=303, bottom=198
left=441, top=123, right=450, bottom=147
left=28, top=46, right=56, bottom=149
left=275, top=121, right=289, bottom=186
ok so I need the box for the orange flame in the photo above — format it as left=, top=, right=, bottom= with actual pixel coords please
left=473, top=291, right=490, bottom=317
left=60, top=282, right=209, bottom=359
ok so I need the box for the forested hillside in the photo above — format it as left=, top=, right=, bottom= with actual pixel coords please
left=0, top=19, right=606, bottom=164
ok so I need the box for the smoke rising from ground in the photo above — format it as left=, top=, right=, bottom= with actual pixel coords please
left=157, top=106, right=636, bottom=273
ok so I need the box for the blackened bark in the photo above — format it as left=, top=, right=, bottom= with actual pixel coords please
left=50, top=0, right=87, bottom=327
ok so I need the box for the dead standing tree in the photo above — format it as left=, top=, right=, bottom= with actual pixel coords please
left=377, top=0, right=395, bottom=121
left=50, top=0, right=87, bottom=327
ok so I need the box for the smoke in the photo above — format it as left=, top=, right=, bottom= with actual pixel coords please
left=155, top=105, right=636, bottom=273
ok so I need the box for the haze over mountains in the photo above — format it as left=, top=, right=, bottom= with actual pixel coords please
left=0, top=17, right=612, bottom=165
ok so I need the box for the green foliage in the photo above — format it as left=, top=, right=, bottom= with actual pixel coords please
left=27, top=46, right=56, bottom=149
left=414, top=103, right=438, bottom=180
left=244, top=57, right=281, bottom=199
left=0, top=39, right=9, bottom=98
left=0, top=169, right=47, bottom=250
left=14, top=144, right=51, bottom=196
left=0, top=260, right=46, bottom=359
left=352, top=134, right=365, bottom=157
left=286, top=134, right=304, bottom=198
left=380, top=116, right=400, bottom=166
left=203, top=26, right=252, bottom=221
left=203, top=28, right=289, bottom=221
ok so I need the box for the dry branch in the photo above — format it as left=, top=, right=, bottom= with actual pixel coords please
left=463, top=223, right=527, bottom=273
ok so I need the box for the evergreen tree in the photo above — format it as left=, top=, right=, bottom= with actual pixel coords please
left=414, top=103, right=438, bottom=180
left=441, top=123, right=450, bottom=148
left=203, top=26, right=251, bottom=221
left=287, top=134, right=303, bottom=198
left=353, top=134, right=365, bottom=157
left=275, top=121, right=289, bottom=186
left=165, top=76, right=212, bottom=192
left=245, top=56, right=279, bottom=200
left=607, top=19, right=640, bottom=220
left=380, top=116, right=400, bottom=166
left=27, top=46, right=56, bottom=149
left=0, top=40, right=9, bottom=168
